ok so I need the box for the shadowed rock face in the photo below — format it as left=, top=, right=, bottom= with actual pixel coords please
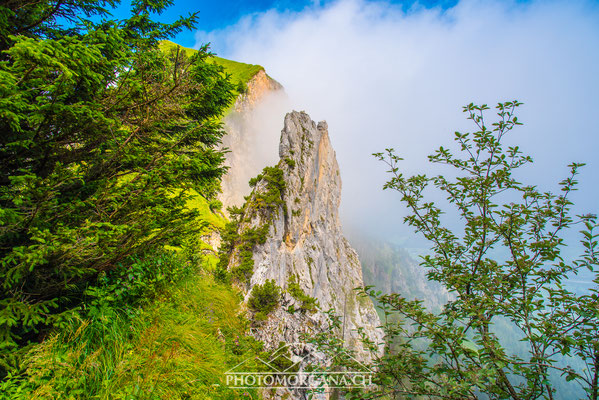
left=228, top=111, right=383, bottom=399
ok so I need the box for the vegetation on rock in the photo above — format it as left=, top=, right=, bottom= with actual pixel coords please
left=287, top=275, right=319, bottom=314
left=247, top=165, right=287, bottom=217
left=216, top=165, right=286, bottom=285
left=248, top=279, right=281, bottom=322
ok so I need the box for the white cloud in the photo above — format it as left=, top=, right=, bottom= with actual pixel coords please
left=197, top=0, right=599, bottom=245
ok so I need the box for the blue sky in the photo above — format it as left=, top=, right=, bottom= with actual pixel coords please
left=107, top=0, right=458, bottom=48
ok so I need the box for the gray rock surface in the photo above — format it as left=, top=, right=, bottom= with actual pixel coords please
left=227, top=111, right=384, bottom=399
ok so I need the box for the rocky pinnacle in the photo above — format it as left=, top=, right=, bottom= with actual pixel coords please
left=236, top=111, right=383, bottom=364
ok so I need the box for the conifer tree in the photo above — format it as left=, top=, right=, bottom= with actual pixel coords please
left=0, top=0, right=235, bottom=373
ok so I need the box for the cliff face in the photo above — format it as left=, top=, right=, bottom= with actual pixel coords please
left=220, top=70, right=287, bottom=209
left=218, top=72, right=383, bottom=398
left=233, top=69, right=283, bottom=112
left=226, top=112, right=382, bottom=377
left=247, top=112, right=382, bottom=355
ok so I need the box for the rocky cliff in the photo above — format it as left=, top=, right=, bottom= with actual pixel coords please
left=220, top=70, right=287, bottom=209
left=220, top=111, right=383, bottom=398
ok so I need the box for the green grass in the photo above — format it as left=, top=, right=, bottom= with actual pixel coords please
left=1, top=268, right=264, bottom=399
left=158, top=40, right=264, bottom=87
left=185, top=189, right=227, bottom=231
left=0, top=190, right=263, bottom=399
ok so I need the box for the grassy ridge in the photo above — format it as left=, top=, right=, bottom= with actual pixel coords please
left=159, top=40, right=264, bottom=87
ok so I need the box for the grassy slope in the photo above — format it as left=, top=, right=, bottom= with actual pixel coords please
left=159, top=40, right=264, bottom=87
left=2, top=199, right=262, bottom=399
left=2, top=269, right=263, bottom=399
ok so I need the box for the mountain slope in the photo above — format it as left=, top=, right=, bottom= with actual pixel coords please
left=159, top=40, right=264, bottom=87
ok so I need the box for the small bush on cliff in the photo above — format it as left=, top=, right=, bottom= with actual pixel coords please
left=248, top=280, right=281, bottom=321
left=284, top=157, right=296, bottom=169
left=287, top=275, right=319, bottom=314
left=236, top=80, right=248, bottom=94
left=232, top=225, right=269, bottom=284
left=216, top=219, right=269, bottom=285
left=251, top=166, right=286, bottom=215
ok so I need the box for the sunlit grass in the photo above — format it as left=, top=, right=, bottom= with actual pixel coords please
left=2, top=270, right=263, bottom=399
left=159, top=40, right=264, bottom=87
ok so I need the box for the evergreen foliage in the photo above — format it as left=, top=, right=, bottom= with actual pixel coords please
left=287, top=275, right=318, bottom=314
left=283, top=157, right=296, bottom=169
left=250, top=165, right=286, bottom=217
left=158, top=40, right=264, bottom=90
left=215, top=214, right=269, bottom=285
left=0, top=0, right=235, bottom=376
left=247, top=279, right=281, bottom=322
left=216, top=165, right=286, bottom=285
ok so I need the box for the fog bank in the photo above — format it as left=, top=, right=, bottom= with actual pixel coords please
left=198, top=0, right=599, bottom=246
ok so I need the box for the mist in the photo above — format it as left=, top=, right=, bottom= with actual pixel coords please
left=220, top=90, right=292, bottom=209
left=197, top=0, right=599, bottom=249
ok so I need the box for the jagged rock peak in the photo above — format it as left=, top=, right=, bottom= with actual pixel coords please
left=276, top=111, right=343, bottom=246
left=237, top=110, right=383, bottom=369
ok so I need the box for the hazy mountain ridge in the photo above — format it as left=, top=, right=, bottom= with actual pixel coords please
left=348, top=233, right=449, bottom=311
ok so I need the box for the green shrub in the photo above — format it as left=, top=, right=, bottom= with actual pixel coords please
left=84, top=251, right=193, bottom=313
left=249, top=174, right=262, bottom=188
left=216, top=166, right=284, bottom=285
left=232, top=250, right=255, bottom=283
left=217, top=222, right=269, bottom=285
left=248, top=280, right=281, bottom=321
left=216, top=219, right=240, bottom=279
left=208, top=199, right=223, bottom=212
left=284, top=157, right=296, bottom=169
left=236, top=80, right=248, bottom=94
left=287, top=275, right=319, bottom=313
left=251, top=166, right=286, bottom=214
